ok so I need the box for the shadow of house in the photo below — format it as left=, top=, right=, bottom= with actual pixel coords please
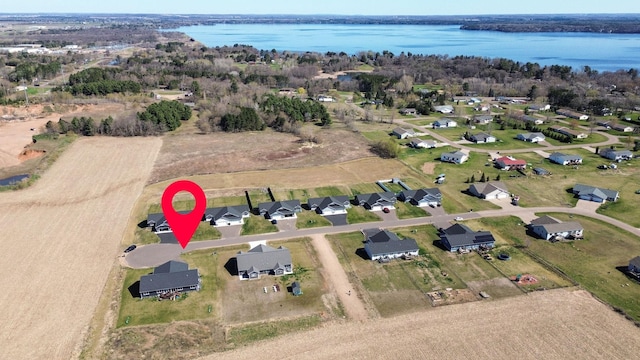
left=615, top=266, right=640, bottom=283
left=355, top=247, right=370, bottom=260
left=224, top=257, right=239, bottom=276
left=128, top=280, right=141, bottom=298
left=137, top=220, right=148, bottom=229
left=432, top=239, right=449, bottom=251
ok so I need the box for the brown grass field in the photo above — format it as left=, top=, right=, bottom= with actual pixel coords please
left=0, top=136, right=161, bottom=359
left=202, top=289, right=640, bottom=360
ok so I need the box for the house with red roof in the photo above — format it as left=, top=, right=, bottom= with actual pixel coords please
left=494, top=156, right=527, bottom=171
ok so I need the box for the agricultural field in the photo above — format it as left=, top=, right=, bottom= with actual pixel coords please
left=0, top=137, right=162, bottom=359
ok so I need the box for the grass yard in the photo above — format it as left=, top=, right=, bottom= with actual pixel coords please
left=527, top=213, right=640, bottom=321
left=117, top=248, right=228, bottom=327
left=226, top=315, right=322, bottom=346
left=295, top=211, right=332, bottom=229
left=350, top=183, right=383, bottom=195
left=394, top=201, right=429, bottom=219
left=240, top=215, right=278, bottom=235
left=346, top=206, right=382, bottom=224
left=314, top=185, right=351, bottom=197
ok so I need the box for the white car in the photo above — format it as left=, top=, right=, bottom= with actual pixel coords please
left=454, top=216, right=463, bottom=221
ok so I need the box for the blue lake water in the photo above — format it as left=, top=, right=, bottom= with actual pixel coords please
left=176, top=24, right=640, bottom=72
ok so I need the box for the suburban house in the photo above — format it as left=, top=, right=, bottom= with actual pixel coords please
left=597, top=120, right=634, bottom=132
left=317, top=95, right=335, bottom=102
left=236, top=244, right=293, bottom=280
left=528, top=104, right=551, bottom=112
left=400, top=108, right=417, bottom=116
left=529, top=215, right=584, bottom=241
left=520, top=115, right=545, bottom=125
left=440, top=150, right=469, bottom=164
left=600, top=148, right=633, bottom=162
left=556, top=108, right=589, bottom=120
left=572, top=184, right=619, bottom=203
left=468, top=132, right=496, bottom=143
left=355, top=192, right=397, bottom=211
left=410, top=138, right=437, bottom=149
left=258, top=200, right=302, bottom=220
left=468, top=181, right=509, bottom=199
left=548, top=152, right=583, bottom=166
left=362, top=228, right=420, bottom=261
left=517, top=132, right=546, bottom=143
left=392, top=127, right=416, bottom=139
left=139, top=260, right=201, bottom=298
left=628, top=256, right=640, bottom=274
left=398, top=188, right=442, bottom=207
left=147, top=211, right=195, bottom=233
left=473, top=115, right=494, bottom=124
left=434, top=105, right=454, bottom=114
left=548, top=125, right=588, bottom=139
left=494, top=156, right=527, bottom=171
left=439, top=223, right=496, bottom=252
left=204, top=205, right=250, bottom=227
left=307, top=196, right=351, bottom=215
left=432, top=118, right=457, bottom=128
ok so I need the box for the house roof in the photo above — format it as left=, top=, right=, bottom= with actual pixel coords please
left=440, top=224, right=495, bottom=248
left=400, top=188, right=442, bottom=202
left=258, top=200, right=301, bottom=216
left=139, top=260, right=199, bottom=294
left=549, top=152, right=582, bottom=162
left=533, top=167, right=550, bottom=175
left=355, top=192, right=397, bottom=207
left=496, top=156, right=526, bottom=167
left=433, top=118, right=456, bottom=125
left=471, top=132, right=495, bottom=141
left=518, top=132, right=545, bottom=140
left=392, top=127, right=415, bottom=136
left=573, top=184, right=619, bottom=201
left=469, top=181, right=508, bottom=196
left=236, top=244, right=292, bottom=273
left=601, top=148, right=633, bottom=157
left=364, top=229, right=419, bottom=256
left=442, top=150, right=467, bottom=159
left=630, top=256, right=640, bottom=269
left=307, top=196, right=350, bottom=210
left=530, top=215, right=561, bottom=225
left=205, top=205, right=250, bottom=222
left=474, top=115, right=493, bottom=122
left=538, top=221, right=583, bottom=234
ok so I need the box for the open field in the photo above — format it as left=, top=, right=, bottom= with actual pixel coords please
left=203, top=289, right=640, bottom=360
left=0, top=136, right=162, bottom=359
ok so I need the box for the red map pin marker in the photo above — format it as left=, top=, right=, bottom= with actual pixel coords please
left=161, top=180, right=206, bottom=249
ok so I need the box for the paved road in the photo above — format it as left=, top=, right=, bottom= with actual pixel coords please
left=124, top=204, right=640, bottom=268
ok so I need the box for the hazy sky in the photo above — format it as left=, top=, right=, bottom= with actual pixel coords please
left=3, top=0, right=640, bottom=15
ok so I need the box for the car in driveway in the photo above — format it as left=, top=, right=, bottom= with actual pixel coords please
left=124, top=244, right=137, bottom=253
left=454, top=216, right=463, bottom=221
left=382, top=207, right=391, bottom=213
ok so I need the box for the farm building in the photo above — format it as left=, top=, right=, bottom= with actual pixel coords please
left=204, top=205, right=250, bottom=226
left=439, top=223, right=496, bottom=252
left=572, top=184, right=619, bottom=203
left=236, top=244, right=293, bottom=280
left=258, top=200, right=302, bottom=220
left=398, top=188, right=442, bottom=207
left=362, top=228, right=419, bottom=261
left=139, top=260, right=201, bottom=299
left=468, top=181, right=509, bottom=199
left=529, top=215, right=583, bottom=241
left=440, top=150, right=468, bottom=164
left=307, top=196, right=351, bottom=215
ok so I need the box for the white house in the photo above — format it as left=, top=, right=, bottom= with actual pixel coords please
left=434, top=105, right=454, bottom=114
left=599, top=148, right=633, bottom=161
left=548, top=152, right=583, bottom=165
left=530, top=215, right=584, bottom=241
left=432, top=118, right=457, bottom=128
left=392, top=127, right=416, bottom=139
left=468, top=181, right=509, bottom=199
left=410, top=138, right=437, bottom=149
left=440, top=150, right=468, bottom=164
left=469, top=132, right=496, bottom=143
left=517, top=132, right=546, bottom=143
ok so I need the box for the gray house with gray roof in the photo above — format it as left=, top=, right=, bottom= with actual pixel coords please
left=572, top=184, right=619, bottom=203
left=139, top=260, right=201, bottom=298
left=355, top=192, right=397, bottom=211
left=147, top=211, right=196, bottom=233
left=205, top=205, right=250, bottom=226
left=398, top=188, right=442, bottom=207
left=530, top=215, right=583, bottom=241
left=440, top=223, right=495, bottom=252
left=363, top=228, right=419, bottom=261
left=258, top=200, right=302, bottom=220
left=308, top=196, right=351, bottom=215
left=236, top=244, right=293, bottom=280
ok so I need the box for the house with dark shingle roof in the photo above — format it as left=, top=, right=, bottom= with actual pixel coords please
left=139, top=260, right=201, bottom=298
left=392, top=127, right=416, bottom=139
left=473, top=115, right=494, bottom=124
left=628, top=256, right=640, bottom=274
left=355, top=192, right=397, bottom=211
left=146, top=211, right=197, bottom=233
left=398, top=188, right=442, bottom=207
left=517, top=132, right=546, bottom=143
left=258, top=200, right=302, bottom=220
left=307, top=196, right=351, bottom=215
left=529, top=215, right=584, bottom=241
left=572, top=184, right=619, bottom=203
left=468, top=181, right=509, bottom=199
left=468, top=132, right=496, bottom=143
left=236, top=244, right=293, bottom=280
left=439, top=223, right=495, bottom=252
left=205, top=205, right=250, bottom=226
left=362, top=228, right=419, bottom=261
left=432, top=118, right=457, bottom=128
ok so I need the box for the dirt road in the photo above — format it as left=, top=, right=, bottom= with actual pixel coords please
left=310, top=234, right=368, bottom=321
left=0, top=136, right=162, bottom=359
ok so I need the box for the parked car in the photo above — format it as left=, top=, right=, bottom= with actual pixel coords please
left=454, top=216, right=463, bottom=221
left=382, top=208, right=390, bottom=213
left=124, top=244, right=137, bottom=253
left=271, top=219, right=278, bottom=224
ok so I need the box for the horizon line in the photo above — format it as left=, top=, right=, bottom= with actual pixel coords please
left=1, top=12, right=639, bottom=17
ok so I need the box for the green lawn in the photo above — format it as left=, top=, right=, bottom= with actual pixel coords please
left=314, top=185, right=351, bottom=197
left=295, top=211, right=333, bottom=229
left=240, top=215, right=278, bottom=235
left=346, top=206, right=382, bottom=224
left=526, top=213, right=640, bottom=321
left=192, top=222, right=222, bottom=241
left=350, top=183, right=383, bottom=195
left=394, top=202, right=428, bottom=219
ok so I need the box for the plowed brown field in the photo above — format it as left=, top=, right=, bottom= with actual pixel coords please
left=202, top=289, right=640, bottom=360
left=0, top=137, right=161, bottom=359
